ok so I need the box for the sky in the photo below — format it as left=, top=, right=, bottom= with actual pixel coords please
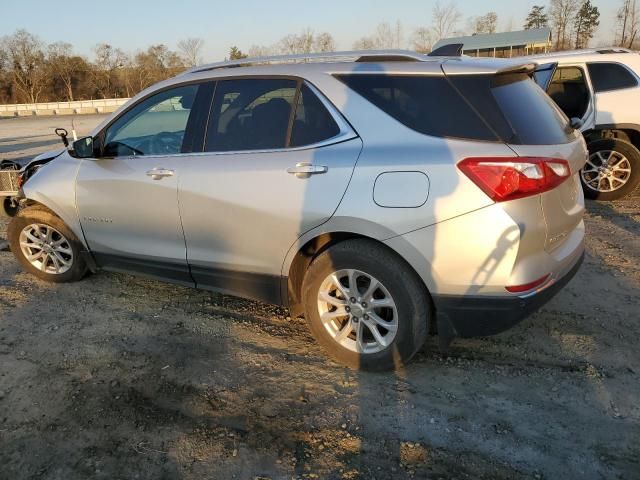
left=0, top=0, right=621, bottom=62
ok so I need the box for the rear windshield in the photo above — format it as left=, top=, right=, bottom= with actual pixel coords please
left=337, top=73, right=573, bottom=145
left=450, top=73, right=574, bottom=145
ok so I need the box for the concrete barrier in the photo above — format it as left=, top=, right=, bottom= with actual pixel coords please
left=0, top=98, right=130, bottom=117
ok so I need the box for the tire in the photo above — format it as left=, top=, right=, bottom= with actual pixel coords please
left=582, top=139, right=640, bottom=200
left=302, top=239, right=430, bottom=371
left=7, top=206, right=88, bottom=283
left=1, top=198, right=19, bottom=218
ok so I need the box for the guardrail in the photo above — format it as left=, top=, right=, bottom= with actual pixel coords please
left=0, top=98, right=130, bottom=117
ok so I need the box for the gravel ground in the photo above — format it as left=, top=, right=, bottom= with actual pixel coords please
left=0, top=117, right=639, bottom=479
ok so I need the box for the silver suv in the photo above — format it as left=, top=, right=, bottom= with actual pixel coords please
left=7, top=51, right=586, bottom=370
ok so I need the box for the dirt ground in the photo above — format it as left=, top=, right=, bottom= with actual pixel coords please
left=0, top=117, right=639, bottom=479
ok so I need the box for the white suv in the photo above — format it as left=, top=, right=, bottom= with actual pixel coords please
left=526, top=48, right=640, bottom=200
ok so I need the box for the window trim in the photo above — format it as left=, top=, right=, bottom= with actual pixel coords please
left=586, top=61, right=640, bottom=93
left=202, top=75, right=357, bottom=154
left=94, top=74, right=358, bottom=159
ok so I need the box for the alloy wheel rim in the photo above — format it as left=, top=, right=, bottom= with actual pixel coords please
left=19, top=224, right=73, bottom=275
left=582, top=150, right=632, bottom=193
left=317, top=269, right=398, bottom=354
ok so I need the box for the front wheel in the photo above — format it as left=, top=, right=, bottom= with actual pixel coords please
left=302, top=239, right=430, bottom=371
left=582, top=139, right=640, bottom=200
left=7, top=206, right=88, bottom=282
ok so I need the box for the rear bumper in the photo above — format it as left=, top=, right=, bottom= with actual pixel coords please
left=433, top=249, right=584, bottom=338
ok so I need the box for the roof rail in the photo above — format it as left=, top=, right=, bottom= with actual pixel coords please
left=183, top=50, right=428, bottom=75
left=597, top=47, right=632, bottom=54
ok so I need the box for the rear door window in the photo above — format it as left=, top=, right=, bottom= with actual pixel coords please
left=587, top=62, right=638, bottom=92
left=450, top=73, right=573, bottom=145
left=290, top=84, right=341, bottom=147
left=205, top=78, right=297, bottom=152
left=335, top=74, right=499, bottom=141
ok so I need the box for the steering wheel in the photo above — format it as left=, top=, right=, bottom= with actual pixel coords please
left=150, top=131, right=182, bottom=155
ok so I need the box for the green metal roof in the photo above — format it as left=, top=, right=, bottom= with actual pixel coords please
left=433, top=28, right=551, bottom=51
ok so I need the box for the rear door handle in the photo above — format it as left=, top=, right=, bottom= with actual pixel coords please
left=287, top=162, right=328, bottom=179
left=146, top=168, right=175, bottom=180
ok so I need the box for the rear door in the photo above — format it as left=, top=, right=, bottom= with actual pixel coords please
left=178, top=77, right=362, bottom=303
left=534, top=62, right=595, bottom=131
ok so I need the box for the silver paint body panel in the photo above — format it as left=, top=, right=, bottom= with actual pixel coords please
left=20, top=54, right=586, bottom=304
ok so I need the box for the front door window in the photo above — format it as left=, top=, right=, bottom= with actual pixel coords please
left=103, top=84, right=199, bottom=157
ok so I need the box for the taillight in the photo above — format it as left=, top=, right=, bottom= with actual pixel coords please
left=506, top=274, right=550, bottom=293
left=458, top=157, right=571, bottom=202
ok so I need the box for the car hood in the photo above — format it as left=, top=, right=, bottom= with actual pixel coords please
left=31, top=147, right=66, bottom=162
left=20, top=147, right=67, bottom=171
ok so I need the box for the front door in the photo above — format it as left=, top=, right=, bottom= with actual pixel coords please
left=178, top=78, right=362, bottom=303
left=76, top=83, right=211, bottom=284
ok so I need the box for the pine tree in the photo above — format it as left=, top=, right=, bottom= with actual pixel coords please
left=524, top=5, right=549, bottom=29
left=229, top=46, right=248, bottom=60
left=574, top=0, right=601, bottom=48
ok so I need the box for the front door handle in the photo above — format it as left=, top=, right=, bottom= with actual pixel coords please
left=146, top=168, right=175, bottom=180
left=286, top=162, right=328, bottom=179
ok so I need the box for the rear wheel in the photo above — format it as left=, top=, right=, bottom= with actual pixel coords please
left=582, top=139, right=640, bottom=200
left=7, top=206, right=88, bottom=282
left=302, top=239, right=430, bottom=371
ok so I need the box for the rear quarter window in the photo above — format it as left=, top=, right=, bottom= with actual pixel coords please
left=335, top=74, right=499, bottom=142
left=450, top=73, right=574, bottom=145
left=587, top=62, right=638, bottom=92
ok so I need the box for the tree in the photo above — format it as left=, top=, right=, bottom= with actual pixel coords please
left=47, top=42, right=85, bottom=101
left=313, top=32, right=336, bottom=52
left=573, top=0, right=600, bottom=49
left=473, top=12, right=498, bottom=34
left=353, top=21, right=404, bottom=49
left=91, top=43, right=127, bottom=98
left=280, top=29, right=315, bottom=54
left=4, top=29, right=47, bottom=103
left=132, top=44, right=183, bottom=91
left=228, top=46, right=248, bottom=60
left=616, top=0, right=640, bottom=48
left=503, top=16, right=515, bottom=32
left=550, top=0, right=580, bottom=50
left=177, top=37, right=204, bottom=67
left=524, top=5, right=549, bottom=29
left=432, top=1, right=462, bottom=41
left=352, top=36, right=377, bottom=50
left=247, top=45, right=275, bottom=57
left=411, top=27, right=434, bottom=53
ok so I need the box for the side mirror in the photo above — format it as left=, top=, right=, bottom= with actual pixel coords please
left=72, top=136, right=95, bottom=158
left=570, top=117, right=584, bottom=130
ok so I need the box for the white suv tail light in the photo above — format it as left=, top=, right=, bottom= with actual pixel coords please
left=458, top=157, right=571, bottom=202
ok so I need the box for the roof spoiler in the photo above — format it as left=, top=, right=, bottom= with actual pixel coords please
left=496, top=63, right=537, bottom=75
left=428, top=43, right=464, bottom=57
